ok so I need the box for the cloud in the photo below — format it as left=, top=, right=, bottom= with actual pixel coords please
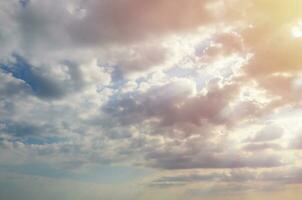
left=1, top=55, right=67, bottom=99
left=68, top=0, right=216, bottom=45
left=150, top=166, right=302, bottom=189
left=146, top=149, right=283, bottom=169
left=0, top=70, right=30, bottom=97
left=0, top=120, right=44, bottom=138
left=289, top=133, right=302, bottom=149
left=260, top=168, right=302, bottom=184
left=150, top=170, right=258, bottom=187
left=0, top=0, right=221, bottom=63
left=1, top=1, right=302, bottom=199
left=103, top=79, right=239, bottom=128
left=0, top=54, right=111, bottom=99
left=246, top=126, right=284, bottom=142
left=242, top=143, right=283, bottom=152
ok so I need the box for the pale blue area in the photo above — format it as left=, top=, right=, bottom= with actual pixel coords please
left=73, top=165, right=152, bottom=184
left=0, top=120, right=65, bottom=144
left=0, top=163, right=152, bottom=184
left=166, top=67, right=209, bottom=90
left=19, top=0, right=30, bottom=8
left=0, top=54, right=65, bottom=98
left=24, top=136, right=64, bottom=145
left=0, top=164, right=71, bottom=179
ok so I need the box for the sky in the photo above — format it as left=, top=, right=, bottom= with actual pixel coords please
left=1, top=0, right=302, bottom=199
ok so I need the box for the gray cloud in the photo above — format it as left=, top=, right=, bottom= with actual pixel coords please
left=151, top=167, right=302, bottom=189
left=242, top=143, right=283, bottom=152
left=150, top=170, right=257, bottom=187
left=68, top=0, right=215, bottom=45
left=1, top=2, right=301, bottom=196
left=246, top=126, right=284, bottom=142
left=103, top=79, right=239, bottom=128
left=146, top=150, right=283, bottom=169
left=0, top=54, right=112, bottom=99
left=289, top=133, right=302, bottom=149
left=0, top=120, right=42, bottom=137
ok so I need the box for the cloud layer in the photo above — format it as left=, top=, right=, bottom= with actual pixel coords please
left=1, top=0, right=302, bottom=200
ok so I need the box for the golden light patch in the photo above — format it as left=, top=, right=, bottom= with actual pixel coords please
left=292, top=21, right=302, bottom=38
left=252, top=0, right=302, bottom=23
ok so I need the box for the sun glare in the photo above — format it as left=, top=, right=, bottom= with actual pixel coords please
left=292, top=21, right=302, bottom=38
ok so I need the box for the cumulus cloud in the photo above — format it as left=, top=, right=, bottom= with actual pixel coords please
left=146, top=145, right=283, bottom=169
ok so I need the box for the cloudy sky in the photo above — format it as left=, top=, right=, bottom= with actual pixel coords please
left=1, top=0, right=302, bottom=199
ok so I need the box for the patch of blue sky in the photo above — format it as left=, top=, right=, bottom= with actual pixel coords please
left=102, top=91, right=139, bottom=117
left=0, top=120, right=40, bottom=137
left=0, top=54, right=64, bottom=98
left=23, top=136, right=64, bottom=145
left=0, top=164, right=72, bottom=180
left=166, top=67, right=210, bottom=91
left=0, top=163, right=153, bottom=184
left=194, top=38, right=213, bottom=56
left=19, top=0, right=30, bottom=8
left=72, top=165, right=153, bottom=184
